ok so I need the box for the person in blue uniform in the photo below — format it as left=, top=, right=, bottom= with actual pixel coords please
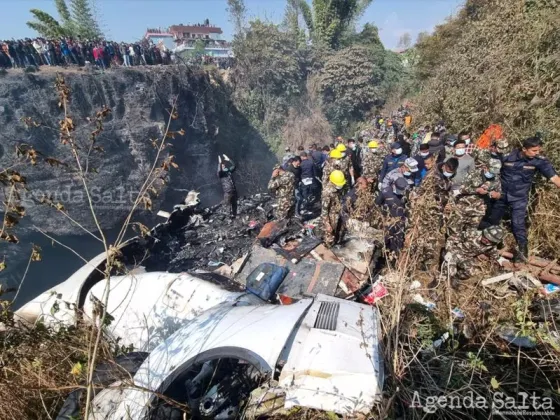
left=379, top=142, right=408, bottom=184
left=381, top=177, right=409, bottom=254
left=486, top=136, right=560, bottom=261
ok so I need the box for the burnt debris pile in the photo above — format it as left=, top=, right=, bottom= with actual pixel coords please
left=143, top=194, right=278, bottom=273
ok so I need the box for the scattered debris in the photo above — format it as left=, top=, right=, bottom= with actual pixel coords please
left=412, top=294, right=436, bottom=311
left=409, top=280, right=422, bottom=290
left=433, top=331, right=450, bottom=349
left=542, top=284, right=560, bottom=295
left=496, top=325, right=537, bottom=349
left=481, top=272, right=515, bottom=286
left=451, top=308, right=465, bottom=319
left=359, top=281, right=389, bottom=305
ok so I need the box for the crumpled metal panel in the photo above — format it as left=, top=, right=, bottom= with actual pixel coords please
left=279, top=294, right=384, bottom=415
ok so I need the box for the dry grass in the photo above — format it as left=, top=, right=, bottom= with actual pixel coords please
left=0, top=313, right=113, bottom=420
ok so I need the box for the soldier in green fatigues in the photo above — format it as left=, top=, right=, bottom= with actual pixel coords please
left=361, top=140, right=384, bottom=183
left=443, top=226, right=505, bottom=285
left=322, top=149, right=351, bottom=186
left=268, top=165, right=295, bottom=220
left=447, top=156, right=502, bottom=237
left=321, top=170, right=347, bottom=248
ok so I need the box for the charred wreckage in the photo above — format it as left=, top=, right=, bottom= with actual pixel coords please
left=17, top=192, right=385, bottom=419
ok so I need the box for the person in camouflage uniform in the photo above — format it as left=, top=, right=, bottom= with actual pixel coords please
left=322, top=149, right=351, bottom=186
left=404, top=159, right=458, bottom=277
left=268, top=165, right=295, bottom=220
left=472, top=139, right=511, bottom=164
left=321, top=170, right=346, bottom=248
left=361, top=140, right=385, bottom=183
left=443, top=226, right=505, bottom=285
left=447, top=156, right=502, bottom=237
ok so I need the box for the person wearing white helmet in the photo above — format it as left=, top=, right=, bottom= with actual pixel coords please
left=380, top=157, right=419, bottom=192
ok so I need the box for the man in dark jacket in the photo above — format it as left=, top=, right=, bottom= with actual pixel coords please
left=286, top=156, right=302, bottom=214
left=381, top=177, right=409, bottom=254
left=379, top=142, right=408, bottom=184
left=299, top=152, right=315, bottom=212
left=486, top=136, right=560, bottom=261
left=217, top=154, right=237, bottom=218
left=428, top=132, right=446, bottom=163
left=348, top=138, right=362, bottom=181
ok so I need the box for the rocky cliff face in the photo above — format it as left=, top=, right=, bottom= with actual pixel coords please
left=0, top=66, right=276, bottom=298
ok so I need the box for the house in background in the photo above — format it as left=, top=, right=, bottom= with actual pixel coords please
left=171, top=20, right=233, bottom=58
left=144, top=21, right=232, bottom=58
left=144, top=28, right=176, bottom=51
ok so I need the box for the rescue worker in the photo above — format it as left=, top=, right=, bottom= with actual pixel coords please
left=379, top=142, right=408, bottom=184
left=428, top=131, right=446, bottom=163
left=336, top=143, right=352, bottom=180
left=282, top=147, right=295, bottom=167
left=458, top=130, right=476, bottom=155
left=443, top=226, right=506, bottom=286
left=361, top=140, right=384, bottom=183
left=486, top=136, right=560, bottom=261
left=322, top=149, right=348, bottom=186
left=381, top=177, right=409, bottom=255
left=321, top=170, right=346, bottom=248
left=268, top=164, right=296, bottom=220
left=217, top=154, right=237, bottom=218
left=448, top=139, right=475, bottom=188
left=405, top=158, right=459, bottom=277
left=348, top=138, right=362, bottom=181
left=380, top=157, right=419, bottom=191
left=447, top=157, right=502, bottom=237
left=299, top=152, right=315, bottom=213
left=473, top=138, right=511, bottom=163
left=413, top=143, right=430, bottom=183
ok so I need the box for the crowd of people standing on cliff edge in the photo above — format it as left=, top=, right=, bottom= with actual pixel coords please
left=0, top=38, right=175, bottom=70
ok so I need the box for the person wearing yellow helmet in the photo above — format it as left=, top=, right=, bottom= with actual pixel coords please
left=329, top=149, right=343, bottom=159
left=361, top=140, right=384, bottom=183
left=323, top=148, right=344, bottom=185
left=329, top=169, right=346, bottom=188
left=321, top=170, right=346, bottom=248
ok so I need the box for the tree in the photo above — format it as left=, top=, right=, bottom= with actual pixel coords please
left=27, top=9, right=67, bottom=38
left=70, top=0, right=102, bottom=39
left=227, top=0, right=247, bottom=35
left=397, top=32, right=412, bottom=50
left=26, top=0, right=103, bottom=39
left=297, top=0, right=372, bottom=49
left=416, top=31, right=430, bottom=45
left=283, top=0, right=306, bottom=49
left=231, top=20, right=305, bottom=148
left=318, top=45, right=383, bottom=130
left=344, top=23, right=383, bottom=52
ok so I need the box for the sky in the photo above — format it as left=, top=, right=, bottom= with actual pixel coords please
left=1, top=0, right=464, bottom=49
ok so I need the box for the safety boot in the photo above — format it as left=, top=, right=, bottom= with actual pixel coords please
left=513, top=243, right=529, bottom=263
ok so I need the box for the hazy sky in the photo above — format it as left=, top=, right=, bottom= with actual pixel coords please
left=1, top=0, right=464, bottom=49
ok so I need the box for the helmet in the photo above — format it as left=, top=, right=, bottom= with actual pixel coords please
left=404, top=158, right=419, bottom=172
left=368, top=140, right=379, bottom=149
left=329, top=170, right=346, bottom=187
left=336, top=143, right=347, bottom=152
left=496, top=139, right=509, bottom=151
left=329, top=149, right=343, bottom=159
left=379, top=119, right=384, bottom=124
left=482, top=226, right=505, bottom=244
